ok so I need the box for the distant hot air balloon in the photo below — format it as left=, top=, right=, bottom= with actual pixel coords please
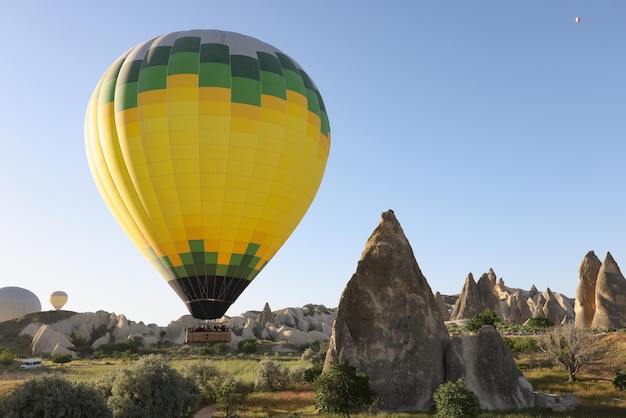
left=575, top=16, right=581, bottom=23
left=50, top=291, right=68, bottom=310
left=85, top=30, right=330, bottom=320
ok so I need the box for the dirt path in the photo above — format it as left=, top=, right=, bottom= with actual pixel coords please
left=194, top=404, right=217, bottom=417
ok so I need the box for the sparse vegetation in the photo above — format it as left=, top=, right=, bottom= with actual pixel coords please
left=538, top=324, right=602, bottom=382
left=522, top=315, right=554, bottom=333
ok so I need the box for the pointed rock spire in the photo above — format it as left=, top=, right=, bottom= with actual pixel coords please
left=591, top=252, right=626, bottom=329
left=323, top=210, right=449, bottom=411
left=574, top=251, right=601, bottom=328
left=450, top=273, right=484, bottom=320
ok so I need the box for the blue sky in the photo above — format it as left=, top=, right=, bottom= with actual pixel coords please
left=1, top=2, right=624, bottom=326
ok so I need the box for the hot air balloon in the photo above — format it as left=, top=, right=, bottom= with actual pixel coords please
left=575, top=16, right=581, bottom=23
left=50, top=291, right=68, bottom=310
left=0, top=287, right=41, bottom=322
left=85, top=30, right=330, bottom=320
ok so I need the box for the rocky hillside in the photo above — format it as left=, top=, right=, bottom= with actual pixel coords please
left=1, top=303, right=336, bottom=358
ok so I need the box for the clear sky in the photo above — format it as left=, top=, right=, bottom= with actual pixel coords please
left=1, top=2, right=624, bottom=326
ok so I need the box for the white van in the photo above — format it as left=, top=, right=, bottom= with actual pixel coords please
left=20, top=358, right=42, bottom=369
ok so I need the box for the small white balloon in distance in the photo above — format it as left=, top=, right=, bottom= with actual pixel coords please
left=575, top=16, right=581, bottom=24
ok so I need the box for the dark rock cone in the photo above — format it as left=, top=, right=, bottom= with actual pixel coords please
left=323, top=210, right=449, bottom=411
left=446, top=325, right=535, bottom=410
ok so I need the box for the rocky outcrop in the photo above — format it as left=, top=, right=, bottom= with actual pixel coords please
left=324, top=210, right=449, bottom=411
left=575, top=251, right=602, bottom=328
left=591, top=252, right=626, bottom=329
left=447, top=325, right=535, bottom=410
left=30, top=325, right=76, bottom=358
left=435, top=292, right=450, bottom=320
left=477, top=269, right=499, bottom=314
left=258, top=302, right=275, bottom=330
left=534, top=288, right=573, bottom=325
left=450, top=273, right=483, bottom=320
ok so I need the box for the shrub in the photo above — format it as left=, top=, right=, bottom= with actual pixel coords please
left=503, top=337, right=540, bottom=355
left=238, top=337, right=257, bottom=354
left=313, top=361, right=377, bottom=416
left=433, top=378, right=480, bottom=418
left=254, top=358, right=290, bottom=392
left=0, top=374, right=111, bottom=418
left=52, top=353, right=73, bottom=364
left=466, top=309, right=498, bottom=332
left=180, top=359, right=230, bottom=402
left=522, top=315, right=554, bottom=333
left=96, top=354, right=200, bottom=417
left=0, top=349, right=15, bottom=366
left=303, top=362, right=324, bottom=384
left=613, top=371, right=626, bottom=391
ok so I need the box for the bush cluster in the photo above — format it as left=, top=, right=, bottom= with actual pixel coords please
left=433, top=378, right=480, bottom=418
left=613, top=371, right=626, bottom=391
left=466, top=309, right=498, bottom=332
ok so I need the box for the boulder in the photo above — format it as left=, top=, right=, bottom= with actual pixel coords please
left=324, top=210, right=449, bottom=411
left=591, top=252, right=626, bottom=329
left=446, top=325, right=535, bottom=410
left=575, top=251, right=602, bottom=328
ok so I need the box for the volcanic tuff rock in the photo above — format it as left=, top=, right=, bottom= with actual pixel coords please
left=591, top=252, right=626, bottom=329
left=575, top=251, right=602, bottom=328
left=450, top=273, right=484, bottom=321
left=435, top=291, right=450, bottom=320
left=446, top=325, right=535, bottom=410
left=323, top=210, right=449, bottom=411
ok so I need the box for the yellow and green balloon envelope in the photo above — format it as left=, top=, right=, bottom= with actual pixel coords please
left=85, top=30, right=330, bottom=319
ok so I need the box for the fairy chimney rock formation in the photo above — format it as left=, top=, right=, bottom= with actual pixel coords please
left=323, top=210, right=449, bottom=411
left=591, top=252, right=626, bottom=329
left=435, top=291, right=450, bottom=320
left=450, top=273, right=484, bottom=320
left=574, top=251, right=602, bottom=328
left=446, top=325, right=535, bottom=410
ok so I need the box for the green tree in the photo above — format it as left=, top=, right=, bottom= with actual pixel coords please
left=303, top=362, right=323, bottom=384
left=96, top=354, right=200, bottom=417
left=238, top=337, right=257, bottom=354
left=433, top=378, right=480, bottom=418
left=214, top=377, right=243, bottom=418
left=466, top=309, right=498, bottom=332
left=254, top=358, right=289, bottom=392
left=0, top=374, right=111, bottom=418
left=313, top=361, right=376, bottom=417
left=538, top=324, right=601, bottom=382
left=613, top=371, right=626, bottom=391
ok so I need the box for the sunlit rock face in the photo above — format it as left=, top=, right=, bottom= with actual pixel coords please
left=591, top=252, right=626, bottom=329
left=447, top=325, right=535, bottom=411
left=324, top=210, right=449, bottom=411
left=575, top=250, right=601, bottom=328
